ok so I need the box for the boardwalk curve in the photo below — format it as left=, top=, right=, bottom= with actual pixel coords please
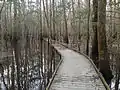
left=46, top=43, right=110, bottom=90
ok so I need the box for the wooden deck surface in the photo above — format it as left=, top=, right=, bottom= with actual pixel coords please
left=49, top=44, right=107, bottom=90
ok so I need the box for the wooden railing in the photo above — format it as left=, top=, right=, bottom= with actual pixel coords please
left=42, top=39, right=62, bottom=89
left=57, top=41, right=110, bottom=90
left=45, top=39, right=110, bottom=90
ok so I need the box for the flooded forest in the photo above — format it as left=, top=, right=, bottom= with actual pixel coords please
left=0, top=0, right=120, bottom=90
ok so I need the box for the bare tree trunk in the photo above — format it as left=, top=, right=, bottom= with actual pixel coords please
left=113, top=0, right=116, bottom=34
left=13, top=0, right=21, bottom=89
left=49, top=0, right=52, bottom=39
left=52, top=0, right=56, bottom=40
left=13, top=40, right=21, bottom=90
left=78, top=0, right=81, bottom=51
left=39, top=0, right=43, bottom=88
left=98, top=0, right=113, bottom=85
left=11, top=51, right=15, bottom=90
left=91, top=0, right=99, bottom=67
left=24, top=33, right=29, bottom=90
left=9, top=1, right=15, bottom=89
left=43, top=0, right=50, bottom=30
left=71, top=0, right=76, bottom=45
left=4, top=3, right=10, bottom=89
left=62, top=0, right=69, bottom=44
left=86, top=0, right=90, bottom=55
left=109, top=0, right=112, bottom=36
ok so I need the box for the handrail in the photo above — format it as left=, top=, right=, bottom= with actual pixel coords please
left=58, top=42, right=110, bottom=90
left=44, top=39, right=110, bottom=90
left=46, top=54, right=63, bottom=90
left=43, top=39, right=63, bottom=90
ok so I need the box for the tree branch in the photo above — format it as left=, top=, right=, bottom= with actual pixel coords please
left=0, top=0, right=5, bottom=14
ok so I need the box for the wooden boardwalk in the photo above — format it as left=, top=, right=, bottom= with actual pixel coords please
left=47, top=44, right=109, bottom=90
